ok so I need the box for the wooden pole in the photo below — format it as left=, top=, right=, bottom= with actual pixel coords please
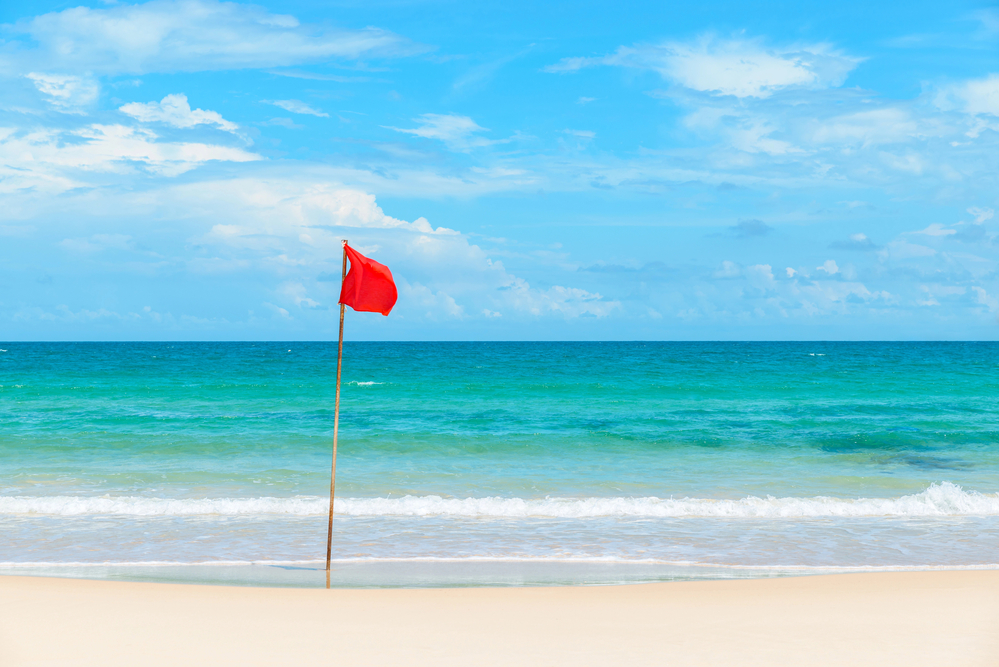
left=326, top=239, right=348, bottom=589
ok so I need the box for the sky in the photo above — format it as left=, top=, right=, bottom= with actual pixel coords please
left=1, top=0, right=998, bottom=341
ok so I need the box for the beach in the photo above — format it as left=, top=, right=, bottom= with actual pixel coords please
left=2, top=570, right=998, bottom=666
left=3, top=342, right=999, bottom=663
left=4, top=0, right=997, bottom=659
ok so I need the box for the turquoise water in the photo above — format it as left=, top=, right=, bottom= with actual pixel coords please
left=2, top=342, right=998, bottom=586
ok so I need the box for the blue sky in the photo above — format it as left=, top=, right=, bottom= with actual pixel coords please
left=1, top=0, right=998, bottom=340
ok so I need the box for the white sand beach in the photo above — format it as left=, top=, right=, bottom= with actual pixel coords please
left=1, top=570, right=997, bottom=666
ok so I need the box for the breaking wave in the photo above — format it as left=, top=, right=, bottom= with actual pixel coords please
left=1, top=483, right=997, bottom=518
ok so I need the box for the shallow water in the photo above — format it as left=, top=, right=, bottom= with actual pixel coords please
left=2, top=342, right=997, bottom=585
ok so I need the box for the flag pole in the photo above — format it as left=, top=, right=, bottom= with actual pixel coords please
left=326, top=239, right=348, bottom=589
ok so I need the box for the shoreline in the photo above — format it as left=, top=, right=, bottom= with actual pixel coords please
left=5, top=559, right=999, bottom=590
left=2, top=570, right=997, bottom=666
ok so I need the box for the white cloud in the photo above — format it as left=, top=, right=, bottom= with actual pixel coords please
left=972, top=286, right=999, bottom=312
left=917, top=287, right=939, bottom=307
left=546, top=36, right=860, bottom=98
left=8, top=0, right=422, bottom=75
left=0, top=124, right=261, bottom=190
left=878, top=239, right=937, bottom=261
left=386, top=113, right=498, bottom=151
left=264, top=100, right=329, bottom=117
left=563, top=129, right=596, bottom=139
left=816, top=260, right=839, bottom=275
left=260, top=117, right=304, bottom=130
left=279, top=282, right=321, bottom=308
left=745, top=263, right=775, bottom=288
left=968, top=207, right=994, bottom=224
left=810, top=109, right=921, bottom=147
left=44, top=305, right=126, bottom=322
left=451, top=48, right=531, bottom=93
left=728, top=120, right=799, bottom=155
left=672, top=263, right=902, bottom=324
left=264, top=302, right=291, bottom=319
left=936, top=74, right=999, bottom=116
left=120, top=94, right=238, bottom=132
left=181, top=180, right=447, bottom=242
left=915, top=223, right=956, bottom=237
left=405, top=283, right=465, bottom=319
left=917, top=284, right=967, bottom=307
left=830, top=233, right=880, bottom=251
left=496, top=279, right=619, bottom=318
left=713, top=260, right=741, bottom=278
left=878, top=150, right=926, bottom=174
left=25, top=73, right=99, bottom=111
left=109, top=176, right=620, bottom=321
left=807, top=281, right=892, bottom=305
left=7, top=160, right=999, bottom=333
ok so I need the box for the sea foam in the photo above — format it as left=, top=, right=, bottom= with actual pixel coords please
left=1, top=482, right=997, bottom=518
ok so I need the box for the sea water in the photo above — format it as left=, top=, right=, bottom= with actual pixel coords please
left=1, top=342, right=998, bottom=587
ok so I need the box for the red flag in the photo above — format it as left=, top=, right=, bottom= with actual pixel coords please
left=339, top=244, right=398, bottom=316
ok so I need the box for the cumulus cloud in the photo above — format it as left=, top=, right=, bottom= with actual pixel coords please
left=5, top=8, right=999, bottom=339
left=4, top=169, right=621, bottom=326
left=120, top=94, right=239, bottom=132
left=546, top=35, right=860, bottom=98
left=816, top=260, right=839, bottom=275
left=6, top=0, right=423, bottom=75
left=263, top=99, right=329, bottom=117
left=152, top=177, right=618, bottom=320
left=405, top=283, right=465, bottom=319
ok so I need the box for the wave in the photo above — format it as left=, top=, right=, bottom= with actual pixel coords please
left=0, top=559, right=997, bottom=572
left=1, top=483, right=997, bottom=518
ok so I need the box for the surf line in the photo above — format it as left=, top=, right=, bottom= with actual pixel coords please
left=326, top=239, right=398, bottom=589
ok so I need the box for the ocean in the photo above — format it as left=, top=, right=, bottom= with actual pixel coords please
left=2, top=341, right=998, bottom=587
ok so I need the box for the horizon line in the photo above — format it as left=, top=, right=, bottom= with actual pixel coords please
left=3, top=340, right=999, bottom=344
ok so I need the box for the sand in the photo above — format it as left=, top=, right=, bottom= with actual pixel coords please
left=1, top=570, right=997, bottom=666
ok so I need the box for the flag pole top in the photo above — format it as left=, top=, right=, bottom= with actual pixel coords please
left=342, top=239, right=347, bottom=247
